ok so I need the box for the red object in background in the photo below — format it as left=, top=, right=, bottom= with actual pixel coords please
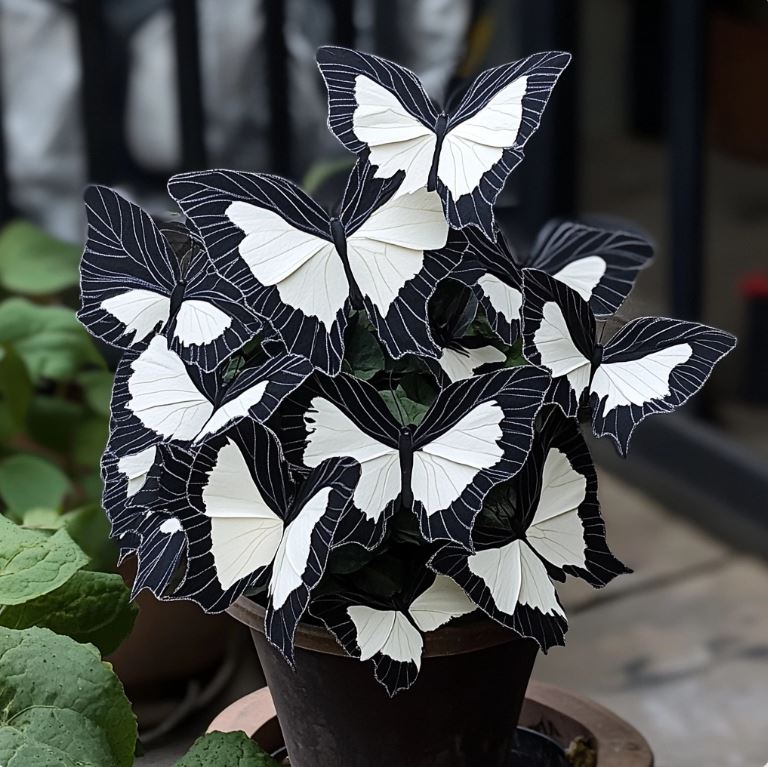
left=740, top=272, right=768, bottom=299
left=740, top=271, right=768, bottom=404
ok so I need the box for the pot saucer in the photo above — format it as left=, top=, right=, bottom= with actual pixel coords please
left=207, top=682, right=653, bottom=766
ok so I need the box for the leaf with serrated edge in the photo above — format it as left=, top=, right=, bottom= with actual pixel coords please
left=0, top=571, right=137, bottom=655
left=174, top=731, right=282, bottom=767
left=0, top=627, right=137, bottom=767
left=0, top=518, right=87, bottom=605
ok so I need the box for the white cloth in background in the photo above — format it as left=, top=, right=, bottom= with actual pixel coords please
left=1, top=0, right=85, bottom=241
left=1, top=0, right=470, bottom=242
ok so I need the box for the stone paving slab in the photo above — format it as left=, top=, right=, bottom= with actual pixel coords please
left=558, top=471, right=729, bottom=611
left=536, top=557, right=768, bottom=767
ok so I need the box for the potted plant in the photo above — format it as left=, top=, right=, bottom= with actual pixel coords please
left=76, top=46, right=735, bottom=766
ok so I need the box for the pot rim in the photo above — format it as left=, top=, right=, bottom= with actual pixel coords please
left=227, top=595, right=525, bottom=658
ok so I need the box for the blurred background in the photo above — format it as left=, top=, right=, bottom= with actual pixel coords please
left=0, top=1, right=766, bottom=765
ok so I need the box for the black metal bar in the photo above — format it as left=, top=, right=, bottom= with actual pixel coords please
left=331, top=0, right=356, bottom=48
left=73, top=0, right=118, bottom=183
left=171, top=0, right=208, bottom=170
left=264, top=0, right=292, bottom=178
left=628, top=0, right=665, bottom=138
left=0, top=11, right=13, bottom=225
left=373, top=0, right=401, bottom=61
left=516, top=0, right=580, bottom=238
left=667, top=0, right=707, bottom=322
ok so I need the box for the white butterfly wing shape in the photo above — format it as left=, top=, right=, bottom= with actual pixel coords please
left=410, top=399, right=506, bottom=515
left=408, top=574, right=475, bottom=633
left=225, top=201, right=347, bottom=330
left=304, top=396, right=401, bottom=523
left=352, top=75, right=437, bottom=196
left=202, top=439, right=285, bottom=591
left=437, top=77, right=529, bottom=200
left=345, top=188, right=448, bottom=315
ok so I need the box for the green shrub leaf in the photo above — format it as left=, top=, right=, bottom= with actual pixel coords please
left=27, top=396, right=85, bottom=454
left=0, top=627, right=137, bottom=767
left=0, top=571, right=137, bottom=655
left=62, top=504, right=118, bottom=573
left=0, top=454, right=72, bottom=514
left=0, top=725, right=89, bottom=766
left=72, top=415, right=109, bottom=468
left=77, top=370, right=114, bottom=417
left=0, top=517, right=87, bottom=605
left=343, top=319, right=385, bottom=380
left=0, top=220, right=81, bottom=296
left=174, top=731, right=282, bottom=767
left=0, top=298, right=104, bottom=382
left=0, top=344, right=32, bottom=437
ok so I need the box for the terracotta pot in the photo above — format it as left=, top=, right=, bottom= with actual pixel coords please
left=228, top=597, right=538, bottom=767
left=208, top=683, right=654, bottom=766
left=109, top=560, right=235, bottom=693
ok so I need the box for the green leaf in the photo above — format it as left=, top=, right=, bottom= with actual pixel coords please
left=22, top=508, right=66, bottom=530
left=79, top=471, right=105, bottom=506
left=175, top=731, right=282, bottom=767
left=72, top=415, right=109, bottom=468
left=0, top=221, right=81, bottom=296
left=0, top=344, right=32, bottom=438
left=379, top=387, right=429, bottom=426
left=62, top=504, right=117, bottom=573
left=0, top=298, right=105, bottom=382
left=0, top=627, right=137, bottom=767
left=27, top=396, right=85, bottom=454
left=0, top=517, right=87, bottom=605
left=343, top=319, right=385, bottom=380
left=504, top=338, right=527, bottom=367
left=0, top=725, right=88, bottom=766
left=398, top=372, right=438, bottom=408
left=0, top=571, right=137, bottom=655
left=0, top=454, right=72, bottom=514
left=77, top=370, right=113, bottom=417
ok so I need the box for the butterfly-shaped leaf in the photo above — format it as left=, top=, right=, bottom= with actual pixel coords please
left=311, top=571, right=475, bottom=696
left=168, top=161, right=464, bottom=374
left=131, top=420, right=360, bottom=663
left=78, top=186, right=263, bottom=371
left=317, top=46, right=570, bottom=238
left=521, top=269, right=736, bottom=455
left=279, top=366, right=550, bottom=549
left=430, top=407, right=628, bottom=649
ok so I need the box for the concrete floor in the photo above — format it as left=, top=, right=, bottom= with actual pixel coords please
left=136, top=472, right=768, bottom=766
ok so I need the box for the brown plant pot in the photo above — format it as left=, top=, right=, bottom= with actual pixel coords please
left=109, top=561, right=235, bottom=693
left=228, top=597, right=539, bottom=767
left=208, top=683, right=654, bottom=766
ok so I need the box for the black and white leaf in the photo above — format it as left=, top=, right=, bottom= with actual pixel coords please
left=427, top=284, right=506, bottom=384
left=521, top=220, right=654, bottom=316
left=521, top=269, right=736, bottom=455
left=311, top=571, right=474, bottom=696
left=281, top=366, right=550, bottom=550
left=452, top=226, right=524, bottom=345
left=78, top=185, right=263, bottom=371
left=168, top=161, right=461, bottom=374
left=317, top=46, right=571, bottom=238
left=140, top=420, right=359, bottom=663
left=105, top=335, right=312, bottom=459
